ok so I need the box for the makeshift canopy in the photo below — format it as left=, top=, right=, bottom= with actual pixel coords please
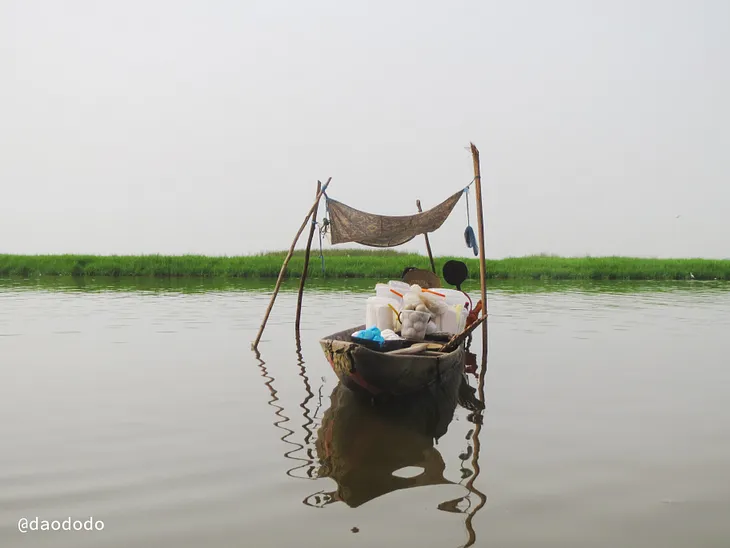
left=326, top=190, right=464, bottom=247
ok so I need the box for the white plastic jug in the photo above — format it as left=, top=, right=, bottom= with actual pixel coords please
left=365, top=297, right=400, bottom=331
left=376, top=283, right=404, bottom=304
left=387, top=280, right=410, bottom=297
left=438, top=288, right=471, bottom=307
left=439, top=304, right=465, bottom=335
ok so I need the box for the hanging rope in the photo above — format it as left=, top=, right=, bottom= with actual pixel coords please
left=315, top=197, right=334, bottom=276
left=317, top=219, right=329, bottom=276
left=465, top=187, right=472, bottom=226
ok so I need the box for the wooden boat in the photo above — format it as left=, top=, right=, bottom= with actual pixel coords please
left=319, top=325, right=466, bottom=399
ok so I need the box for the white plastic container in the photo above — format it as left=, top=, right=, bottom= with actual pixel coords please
left=376, top=283, right=404, bottom=304
left=426, top=319, right=438, bottom=334
left=439, top=304, right=467, bottom=335
left=366, top=297, right=400, bottom=331
left=387, top=280, right=411, bottom=297
left=400, top=309, right=431, bottom=341
left=439, top=305, right=458, bottom=334
left=438, top=288, right=471, bottom=307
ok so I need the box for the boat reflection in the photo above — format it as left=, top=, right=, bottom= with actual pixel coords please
left=304, top=365, right=465, bottom=509
left=255, top=344, right=486, bottom=547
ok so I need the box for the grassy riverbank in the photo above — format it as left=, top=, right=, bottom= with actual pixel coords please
left=1, top=251, right=728, bottom=280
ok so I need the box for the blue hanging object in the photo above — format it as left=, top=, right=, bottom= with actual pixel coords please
left=464, top=226, right=479, bottom=256
left=463, top=187, right=479, bottom=256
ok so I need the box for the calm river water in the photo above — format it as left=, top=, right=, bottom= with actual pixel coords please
left=1, top=277, right=729, bottom=548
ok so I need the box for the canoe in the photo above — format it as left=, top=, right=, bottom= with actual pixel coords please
left=319, top=325, right=466, bottom=399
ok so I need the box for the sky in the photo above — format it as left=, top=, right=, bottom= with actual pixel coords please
left=1, top=0, right=728, bottom=259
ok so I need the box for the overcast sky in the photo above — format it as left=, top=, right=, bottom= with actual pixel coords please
left=1, top=0, right=727, bottom=259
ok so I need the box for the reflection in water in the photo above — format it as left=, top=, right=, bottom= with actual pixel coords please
left=459, top=355, right=488, bottom=547
left=305, top=378, right=459, bottom=509
left=255, top=343, right=488, bottom=548
left=4, top=274, right=727, bottom=297
left=291, top=344, right=319, bottom=480
left=253, top=349, right=310, bottom=480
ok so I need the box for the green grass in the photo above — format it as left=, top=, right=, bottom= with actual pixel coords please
left=1, top=251, right=728, bottom=281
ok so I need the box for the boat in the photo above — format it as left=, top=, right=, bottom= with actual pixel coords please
left=320, top=325, right=466, bottom=398
left=253, top=144, right=489, bottom=401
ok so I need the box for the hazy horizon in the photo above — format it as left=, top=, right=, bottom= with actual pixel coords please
left=2, top=1, right=728, bottom=260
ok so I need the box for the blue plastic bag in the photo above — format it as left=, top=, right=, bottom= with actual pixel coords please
left=352, top=326, right=385, bottom=344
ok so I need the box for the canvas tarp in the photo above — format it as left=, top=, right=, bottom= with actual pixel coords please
left=326, top=190, right=463, bottom=247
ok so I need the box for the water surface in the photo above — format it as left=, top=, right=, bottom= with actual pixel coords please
left=1, top=277, right=729, bottom=547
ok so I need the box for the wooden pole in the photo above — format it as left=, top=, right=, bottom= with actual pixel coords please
left=470, top=143, right=488, bottom=364
left=252, top=178, right=332, bottom=350
left=295, top=180, right=324, bottom=337
left=416, top=199, right=436, bottom=273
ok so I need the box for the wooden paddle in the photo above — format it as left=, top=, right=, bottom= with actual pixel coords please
left=386, top=343, right=431, bottom=355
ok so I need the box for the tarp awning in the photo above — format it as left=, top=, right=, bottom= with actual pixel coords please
left=326, top=190, right=463, bottom=247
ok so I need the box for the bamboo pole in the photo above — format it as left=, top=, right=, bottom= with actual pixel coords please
left=470, top=143, right=488, bottom=364
left=295, top=180, right=324, bottom=337
left=416, top=199, right=436, bottom=273
left=252, top=178, right=332, bottom=350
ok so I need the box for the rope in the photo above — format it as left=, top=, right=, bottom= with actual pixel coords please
left=317, top=220, right=328, bottom=275
left=323, top=179, right=474, bottom=203
left=465, top=187, right=472, bottom=226
left=312, top=197, right=330, bottom=276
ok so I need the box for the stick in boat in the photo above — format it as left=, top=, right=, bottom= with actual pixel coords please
left=252, top=178, right=332, bottom=350
left=295, top=180, right=324, bottom=338
left=470, top=143, right=489, bottom=365
left=416, top=199, right=436, bottom=274
left=439, top=315, right=486, bottom=354
left=386, top=343, right=431, bottom=355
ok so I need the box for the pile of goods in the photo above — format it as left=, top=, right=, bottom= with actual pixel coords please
left=353, top=280, right=471, bottom=348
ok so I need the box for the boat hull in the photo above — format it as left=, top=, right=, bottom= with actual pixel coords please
left=319, top=325, right=466, bottom=399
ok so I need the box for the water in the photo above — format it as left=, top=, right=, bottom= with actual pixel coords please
left=1, top=277, right=729, bottom=547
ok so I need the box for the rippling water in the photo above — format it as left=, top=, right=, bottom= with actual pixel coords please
left=1, top=277, right=729, bottom=547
